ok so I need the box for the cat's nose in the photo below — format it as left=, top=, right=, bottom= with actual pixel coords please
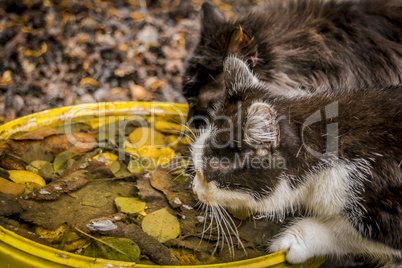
left=192, top=184, right=197, bottom=195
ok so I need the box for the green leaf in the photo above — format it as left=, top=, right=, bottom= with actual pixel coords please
left=26, top=160, right=50, bottom=174
left=127, top=159, right=145, bottom=173
left=82, top=237, right=140, bottom=262
left=141, top=208, right=181, bottom=243
left=53, top=150, right=77, bottom=171
left=115, top=197, right=146, bottom=214
left=110, top=161, right=121, bottom=175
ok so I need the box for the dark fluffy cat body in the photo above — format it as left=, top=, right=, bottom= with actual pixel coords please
left=191, top=57, right=402, bottom=265
left=183, top=0, right=402, bottom=126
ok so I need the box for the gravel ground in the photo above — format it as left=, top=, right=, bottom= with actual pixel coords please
left=0, top=0, right=260, bottom=124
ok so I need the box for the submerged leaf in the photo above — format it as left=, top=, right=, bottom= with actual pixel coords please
left=141, top=208, right=180, bottom=243
left=0, top=177, right=25, bottom=195
left=83, top=237, right=140, bottom=262
left=22, top=144, right=54, bottom=163
left=53, top=150, right=77, bottom=171
left=115, top=197, right=146, bottom=214
left=8, top=170, right=46, bottom=188
left=16, top=127, right=63, bottom=140
left=110, top=161, right=121, bottom=174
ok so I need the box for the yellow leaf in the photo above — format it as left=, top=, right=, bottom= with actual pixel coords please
left=80, top=77, right=100, bottom=87
left=141, top=208, right=181, bottom=243
left=35, top=224, right=66, bottom=243
left=0, top=70, right=13, bottom=87
left=8, top=170, right=46, bottom=187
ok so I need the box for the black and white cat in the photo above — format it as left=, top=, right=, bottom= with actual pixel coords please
left=183, top=0, right=402, bottom=127
left=190, top=56, right=402, bottom=266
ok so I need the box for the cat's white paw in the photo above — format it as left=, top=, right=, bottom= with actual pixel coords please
left=270, top=232, right=311, bottom=264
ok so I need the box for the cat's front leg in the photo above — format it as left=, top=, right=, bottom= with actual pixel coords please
left=269, top=217, right=349, bottom=263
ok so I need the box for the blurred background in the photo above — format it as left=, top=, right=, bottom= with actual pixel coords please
left=0, top=0, right=262, bottom=124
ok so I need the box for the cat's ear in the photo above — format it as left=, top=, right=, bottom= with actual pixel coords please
left=226, top=27, right=258, bottom=67
left=223, top=56, right=259, bottom=93
left=201, top=2, right=227, bottom=35
left=244, top=102, right=280, bottom=154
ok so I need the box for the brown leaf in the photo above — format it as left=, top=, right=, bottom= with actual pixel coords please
left=16, top=126, right=64, bottom=140
left=26, top=170, right=88, bottom=200
left=148, top=168, right=196, bottom=209
left=6, top=133, right=97, bottom=157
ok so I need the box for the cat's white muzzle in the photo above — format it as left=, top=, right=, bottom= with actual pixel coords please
left=192, top=172, right=208, bottom=202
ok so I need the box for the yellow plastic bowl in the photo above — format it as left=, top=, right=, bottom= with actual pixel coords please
left=0, top=102, right=326, bottom=268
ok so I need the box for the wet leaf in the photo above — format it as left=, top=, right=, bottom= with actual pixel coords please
left=83, top=237, right=140, bottom=262
left=26, top=160, right=50, bottom=174
left=228, top=207, right=252, bottom=221
left=38, top=162, right=59, bottom=182
left=53, top=150, right=77, bottom=172
left=136, top=174, right=167, bottom=211
left=115, top=197, right=146, bottom=215
left=25, top=170, right=88, bottom=200
left=16, top=127, right=63, bottom=140
left=148, top=168, right=196, bottom=209
left=127, top=159, right=145, bottom=173
left=84, top=160, right=114, bottom=178
left=93, top=152, right=118, bottom=165
left=35, top=224, right=66, bottom=243
left=0, top=177, right=25, bottom=195
left=19, top=179, right=137, bottom=230
left=141, top=208, right=181, bottom=243
left=128, top=127, right=165, bottom=147
left=56, top=122, right=93, bottom=133
left=110, top=161, right=121, bottom=175
left=22, top=144, right=54, bottom=163
left=8, top=170, right=46, bottom=188
left=0, top=195, right=23, bottom=216
left=154, top=121, right=187, bottom=134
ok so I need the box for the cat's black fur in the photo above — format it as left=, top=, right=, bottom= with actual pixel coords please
left=191, top=57, right=402, bottom=265
left=183, top=0, right=402, bottom=127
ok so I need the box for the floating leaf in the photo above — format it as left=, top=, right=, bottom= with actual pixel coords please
left=141, top=208, right=181, bottom=243
left=115, top=197, right=146, bottom=215
left=83, top=237, right=140, bottom=262
left=53, top=150, right=77, bottom=171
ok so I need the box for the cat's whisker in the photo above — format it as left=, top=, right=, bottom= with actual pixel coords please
left=210, top=206, right=221, bottom=256
left=219, top=205, right=247, bottom=256
left=214, top=206, right=231, bottom=255
left=216, top=205, right=236, bottom=259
